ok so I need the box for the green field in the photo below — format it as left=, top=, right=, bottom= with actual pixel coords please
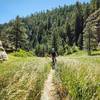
left=0, top=55, right=50, bottom=100
left=0, top=53, right=100, bottom=100
left=56, top=55, right=100, bottom=100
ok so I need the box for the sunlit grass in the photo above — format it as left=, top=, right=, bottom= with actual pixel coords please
left=0, top=53, right=100, bottom=100
left=56, top=56, right=100, bottom=100
left=0, top=55, right=50, bottom=100
left=65, top=50, right=100, bottom=57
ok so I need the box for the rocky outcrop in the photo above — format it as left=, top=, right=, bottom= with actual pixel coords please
left=84, top=8, right=100, bottom=48
left=84, top=8, right=100, bottom=32
left=0, top=40, right=8, bottom=60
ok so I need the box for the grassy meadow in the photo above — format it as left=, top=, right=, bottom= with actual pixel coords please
left=0, top=51, right=100, bottom=100
left=56, top=53, right=100, bottom=100
left=0, top=55, right=50, bottom=100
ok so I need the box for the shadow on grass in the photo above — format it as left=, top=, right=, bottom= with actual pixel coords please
left=90, top=53, right=100, bottom=56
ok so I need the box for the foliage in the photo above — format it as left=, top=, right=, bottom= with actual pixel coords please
left=11, top=49, right=34, bottom=57
left=91, top=0, right=100, bottom=11
left=35, top=44, right=47, bottom=57
left=64, top=46, right=73, bottom=55
left=72, top=44, right=79, bottom=52
left=64, top=45, right=79, bottom=55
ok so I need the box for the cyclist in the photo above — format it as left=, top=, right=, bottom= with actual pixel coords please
left=51, top=48, right=57, bottom=68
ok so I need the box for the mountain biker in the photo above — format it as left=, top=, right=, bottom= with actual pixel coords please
left=51, top=48, right=57, bottom=66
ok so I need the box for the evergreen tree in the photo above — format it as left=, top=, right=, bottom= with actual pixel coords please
left=65, top=22, right=72, bottom=46
left=84, top=4, right=91, bottom=20
left=75, top=2, right=84, bottom=49
left=13, top=16, right=28, bottom=50
left=52, top=32, right=58, bottom=52
left=91, top=0, right=100, bottom=11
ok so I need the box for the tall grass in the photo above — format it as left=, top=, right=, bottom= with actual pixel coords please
left=56, top=57, right=100, bottom=100
left=0, top=55, right=50, bottom=100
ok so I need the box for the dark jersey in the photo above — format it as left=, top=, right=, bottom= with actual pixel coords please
left=51, top=51, right=56, bottom=57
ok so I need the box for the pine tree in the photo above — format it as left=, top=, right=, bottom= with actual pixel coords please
left=96, top=0, right=100, bottom=9
left=52, top=32, right=58, bottom=52
left=84, top=4, right=91, bottom=21
left=91, top=0, right=100, bottom=11
left=13, top=16, right=28, bottom=50
left=75, top=1, right=84, bottom=49
left=65, top=22, right=72, bottom=46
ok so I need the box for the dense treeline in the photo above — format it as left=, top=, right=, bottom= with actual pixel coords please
left=0, top=0, right=100, bottom=56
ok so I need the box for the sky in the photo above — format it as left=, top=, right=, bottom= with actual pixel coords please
left=0, top=0, right=90, bottom=24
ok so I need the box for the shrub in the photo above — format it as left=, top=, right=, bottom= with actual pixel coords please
left=72, top=45, right=79, bottom=52
left=58, top=46, right=65, bottom=55
left=35, top=44, right=47, bottom=57
left=12, top=49, right=34, bottom=57
left=64, top=46, right=73, bottom=55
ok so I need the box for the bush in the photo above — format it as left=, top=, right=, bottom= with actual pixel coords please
left=58, top=46, right=65, bottom=55
left=35, top=44, right=47, bottom=57
left=72, top=45, right=79, bottom=52
left=64, top=45, right=79, bottom=56
left=64, top=46, right=73, bottom=55
left=12, top=49, right=34, bottom=57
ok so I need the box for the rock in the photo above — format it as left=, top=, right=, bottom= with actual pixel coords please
left=84, top=8, right=100, bottom=48
left=0, top=40, right=8, bottom=61
left=84, top=8, right=100, bottom=33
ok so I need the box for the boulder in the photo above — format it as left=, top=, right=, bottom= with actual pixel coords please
left=0, top=40, right=8, bottom=61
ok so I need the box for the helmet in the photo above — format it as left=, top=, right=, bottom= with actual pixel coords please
left=52, top=48, right=55, bottom=52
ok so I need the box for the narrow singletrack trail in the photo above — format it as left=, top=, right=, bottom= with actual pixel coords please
left=41, top=69, right=60, bottom=100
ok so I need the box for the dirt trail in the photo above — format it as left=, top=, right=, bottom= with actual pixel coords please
left=41, top=69, right=60, bottom=100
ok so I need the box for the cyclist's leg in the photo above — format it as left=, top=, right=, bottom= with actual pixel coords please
left=53, top=57, right=56, bottom=69
left=52, top=57, right=55, bottom=69
left=52, top=57, right=54, bottom=63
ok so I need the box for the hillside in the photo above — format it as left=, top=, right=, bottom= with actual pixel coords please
left=0, top=1, right=100, bottom=56
left=0, top=4, right=79, bottom=55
